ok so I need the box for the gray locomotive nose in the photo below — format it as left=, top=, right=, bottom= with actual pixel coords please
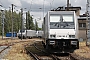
left=42, top=11, right=79, bottom=53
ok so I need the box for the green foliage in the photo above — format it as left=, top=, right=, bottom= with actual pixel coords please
left=35, top=21, right=39, bottom=31
left=38, top=28, right=42, bottom=30
left=0, top=10, right=39, bottom=36
left=0, top=10, right=21, bottom=35
left=27, top=11, right=35, bottom=30
left=35, top=21, right=42, bottom=31
left=0, top=12, right=2, bottom=35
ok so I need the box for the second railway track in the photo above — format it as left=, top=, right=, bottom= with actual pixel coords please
left=0, top=40, right=32, bottom=55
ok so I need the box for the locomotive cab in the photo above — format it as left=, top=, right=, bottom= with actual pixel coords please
left=42, top=11, right=79, bottom=53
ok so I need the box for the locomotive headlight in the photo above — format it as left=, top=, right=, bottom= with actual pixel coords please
left=50, top=34, right=56, bottom=38
left=69, top=35, right=75, bottom=38
left=49, top=41, right=55, bottom=45
left=71, top=41, right=77, bottom=45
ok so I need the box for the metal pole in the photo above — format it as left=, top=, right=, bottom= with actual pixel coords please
left=11, top=4, right=13, bottom=39
left=86, top=3, right=88, bottom=46
left=21, top=8, right=23, bottom=40
left=86, top=0, right=89, bottom=46
left=43, top=0, right=45, bottom=18
left=26, top=12, right=27, bottom=38
left=1, top=10, right=4, bottom=40
left=67, top=0, right=69, bottom=10
left=17, top=16, right=19, bottom=31
left=35, top=19, right=37, bottom=31
left=28, top=11, right=30, bottom=29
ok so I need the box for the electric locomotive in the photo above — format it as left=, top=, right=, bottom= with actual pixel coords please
left=42, top=11, right=79, bottom=53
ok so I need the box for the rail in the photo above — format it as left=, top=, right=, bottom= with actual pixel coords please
left=25, top=41, right=85, bottom=60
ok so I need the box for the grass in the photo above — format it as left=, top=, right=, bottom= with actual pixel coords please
left=1, top=38, right=41, bottom=60
left=4, top=43, right=32, bottom=60
left=79, top=41, right=86, bottom=47
left=0, top=37, right=90, bottom=59
left=74, top=41, right=90, bottom=59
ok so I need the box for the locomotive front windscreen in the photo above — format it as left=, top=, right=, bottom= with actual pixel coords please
left=50, top=14, right=75, bottom=29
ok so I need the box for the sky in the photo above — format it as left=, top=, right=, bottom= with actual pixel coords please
left=0, top=0, right=87, bottom=28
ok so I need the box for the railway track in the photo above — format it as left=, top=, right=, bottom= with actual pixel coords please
left=0, top=46, right=10, bottom=54
left=0, top=44, right=13, bottom=58
left=25, top=41, right=80, bottom=60
left=25, top=47, right=59, bottom=60
left=0, top=39, right=81, bottom=60
left=0, top=40, right=32, bottom=55
left=25, top=47, right=79, bottom=60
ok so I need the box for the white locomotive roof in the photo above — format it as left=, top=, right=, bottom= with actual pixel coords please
left=48, top=11, right=75, bottom=15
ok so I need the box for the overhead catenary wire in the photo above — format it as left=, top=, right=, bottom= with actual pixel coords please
left=43, top=0, right=45, bottom=18
left=50, top=0, right=54, bottom=10
left=0, top=0, right=8, bottom=9
left=29, top=0, right=33, bottom=11
left=0, top=1, right=4, bottom=7
left=75, top=0, right=77, bottom=2
left=50, top=0, right=69, bottom=11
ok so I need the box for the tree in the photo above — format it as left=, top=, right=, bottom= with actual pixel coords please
left=2, top=10, right=21, bottom=35
left=38, top=28, right=42, bottom=30
left=27, top=11, right=35, bottom=30
left=0, top=10, right=39, bottom=36
left=0, top=12, right=2, bottom=35
left=4, top=10, right=11, bottom=34
left=17, top=12, right=21, bottom=31
left=35, top=21, right=39, bottom=31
